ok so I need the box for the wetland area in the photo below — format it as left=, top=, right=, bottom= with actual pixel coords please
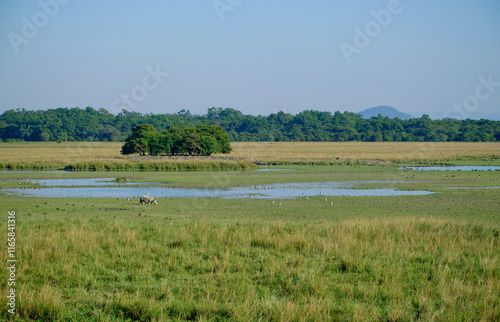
left=2, top=164, right=498, bottom=199
left=3, top=175, right=436, bottom=199
left=0, top=142, right=499, bottom=321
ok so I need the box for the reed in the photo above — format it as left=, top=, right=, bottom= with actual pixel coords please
left=63, top=160, right=256, bottom=172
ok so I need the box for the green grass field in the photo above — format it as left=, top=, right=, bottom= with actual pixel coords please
left=0, top=142, right=499, bottom=321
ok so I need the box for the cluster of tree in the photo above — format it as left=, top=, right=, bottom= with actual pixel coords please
left=0, top=107, right=120, bottom=142
left=121, top=124, right=232, bottom=156
left=1, top=107, right=499, bottom=143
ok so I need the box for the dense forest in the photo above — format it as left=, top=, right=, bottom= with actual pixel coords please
left=1, top=107, right=499, bottom=142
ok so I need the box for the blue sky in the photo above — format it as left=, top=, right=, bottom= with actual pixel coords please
left=1, top=0, right=499, bottom=119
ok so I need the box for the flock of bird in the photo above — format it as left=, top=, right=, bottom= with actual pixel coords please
left=270, top=196, right=334, bottom=207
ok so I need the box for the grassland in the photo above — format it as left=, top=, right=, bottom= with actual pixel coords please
left=1, top=190, right=500, bottom=321
left=0, top=142, right=499, bottom=171
left=229, top=142, right=500, bottom=164
left=0, top=142, right=499, bottom=320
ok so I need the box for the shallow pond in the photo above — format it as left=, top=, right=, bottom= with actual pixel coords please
left=401, top=166, right=500, bottom=171
left=30, top=178, right=153, bottom=187
left=3, top=180, right=434, bottom=199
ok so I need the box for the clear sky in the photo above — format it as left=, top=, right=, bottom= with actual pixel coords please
left=1, top=0, right=499, bottom=119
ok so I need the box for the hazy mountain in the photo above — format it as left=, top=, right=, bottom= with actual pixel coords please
left=430, top=111, right=500, bottom=121
left=359, top=106, right=414, bottom=120
left=463, top=111, right=500, bottom=121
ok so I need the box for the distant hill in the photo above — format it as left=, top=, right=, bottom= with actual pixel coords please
left=463, top=111, right=500, bottom=121
left=359, top=106, right=413, bottom=120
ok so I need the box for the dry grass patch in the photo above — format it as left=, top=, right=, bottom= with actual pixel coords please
left=1, top=141, right=499, bottom=169
left=0, top=142, right=123, bottom=169
left=227, top=142, right=500, bottom=163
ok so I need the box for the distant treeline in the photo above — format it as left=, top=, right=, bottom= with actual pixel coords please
left=1, top=107, right=499, bottom=142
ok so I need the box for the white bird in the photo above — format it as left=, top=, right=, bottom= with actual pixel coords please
left=330, top=201, right=333, bottom=206
left=271, top=201, right=274, bottom=205
left=278, top=203, right=281, bottom=207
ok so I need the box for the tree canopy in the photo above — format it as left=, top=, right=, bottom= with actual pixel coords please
left=121, top=124, right=232, bottom=156
left=1, top=107, right=499, bottom=143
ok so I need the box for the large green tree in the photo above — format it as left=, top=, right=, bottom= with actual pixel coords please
left=121, top=124, right=232, bottom=156
left=121, top=124, right=157, bottom=156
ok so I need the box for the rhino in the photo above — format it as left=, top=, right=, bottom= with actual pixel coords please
left=140, top=195, right=157, bottom=205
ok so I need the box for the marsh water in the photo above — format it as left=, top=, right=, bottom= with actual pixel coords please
left=4, top=164, right=500, bottom=199
left=3, top=178, right=435, bottom=199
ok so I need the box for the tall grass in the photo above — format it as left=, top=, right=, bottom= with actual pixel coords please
left=227, top=142, right=500, bottom=163
left=63, top=160, right=256, bottom=171
left=1, top=142, right=499, bottom=171
left=0, top=162, right=62, bottom=171
left=1, top=217, right=498, bottom=320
